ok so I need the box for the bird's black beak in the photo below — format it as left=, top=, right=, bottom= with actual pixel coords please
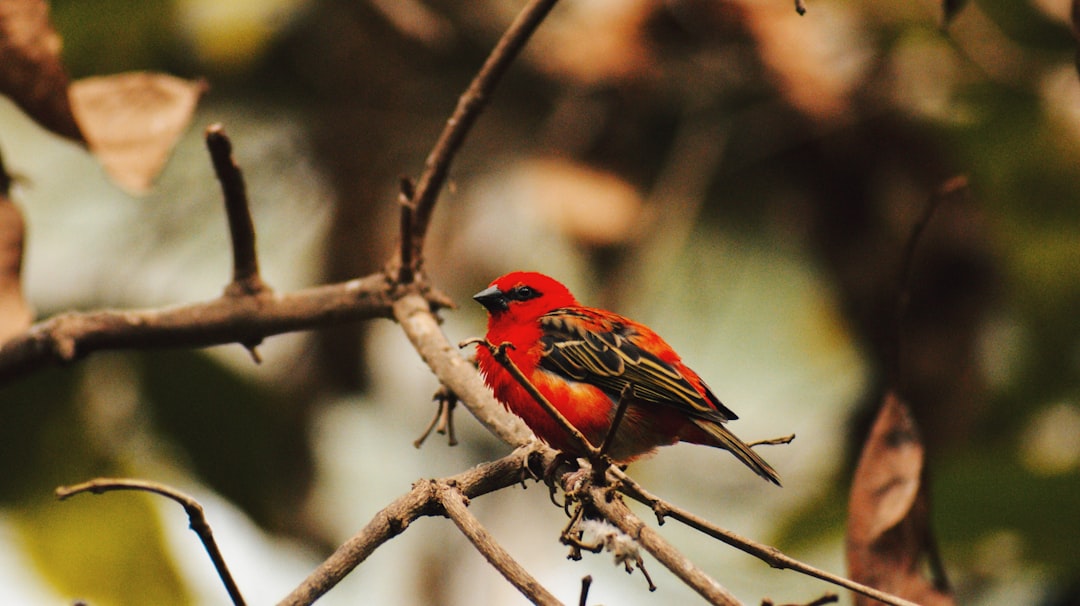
left=473, top=285, right=509, bottom=313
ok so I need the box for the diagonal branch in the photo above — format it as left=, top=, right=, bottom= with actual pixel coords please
left=393, top=294, right=533, bottom=447
left=277, top=446, right=552, bottom=606
left=609, top=468, right=921, bottom=606
left=401, top=0, right=561, bottom=277
left=584, top=485, right=742, bottom=606
left=56, top=478, right=246, bottom=606
left=438, top=481, right=563, bottom=605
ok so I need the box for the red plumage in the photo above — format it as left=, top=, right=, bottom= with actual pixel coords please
left=474, top=271, right=781, bottom=485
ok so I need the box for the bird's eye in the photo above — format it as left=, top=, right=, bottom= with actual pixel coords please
left=511, top=285, right=540, bottom=301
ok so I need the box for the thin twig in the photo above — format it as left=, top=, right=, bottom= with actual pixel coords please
left=205, top=124, right=268, bottom=298
left=414, top=386, right=459, bottom=448
left=889, top=175, right=968, bottom=387
left=462, top=337, right=601, bottom=459
left=762, top=594, right=839, bottom=606
left=56, top=478, right=246, bottom=606
left=748, top=434, right=796, bottom=448
left=609, top=468, right=922, bottom=606
left=579, top=576, right=593, bottom=606
left=597, top=385, right=634, bottom=458
left=398, top=177, right=417, bottom=283
left=405, top=0, right=561, bottom=270
left=439, top=481, right=564, bottom=605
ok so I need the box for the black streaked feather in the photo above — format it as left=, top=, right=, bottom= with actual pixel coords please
left=537, top=309, right=739, bottom=423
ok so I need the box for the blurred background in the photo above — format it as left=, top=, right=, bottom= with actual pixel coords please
left=1, top=0, right=1078, bottom=604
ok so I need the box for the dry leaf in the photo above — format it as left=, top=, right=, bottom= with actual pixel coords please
left=527, top=0, right=658, bottom=86
left=0, top=181, right=32, bottom=344
left=69, top=72, right=207, bottom=193
left=0, top=0, right=83, bottom=141
left=517, top=158, right=643, bottom=247
left=846, top=392, right=954, bottom=606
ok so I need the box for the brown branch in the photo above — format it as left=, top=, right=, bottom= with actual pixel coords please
left=404, top=0, right=560, bottom=272
left=56, top=478, right=246, bottom=606
left=397, top=176, right=417, bottom=283
left=414, top=385, right=459, bottom=448
left=278, top=446, right=553, bottom=606
left=583, top=485, right=742, bottom=606
left=438, top=481, right=564, bottom=605
left=205, top=123, right=269, bottom=298
left=748, top=434, right=796, bottom=448
left=889, top=175, right=968, bottom=387
left=609, top=468, right=921, bottom=606
left=578, top=576, right=593, bottom=606
left=762, top=594, right=839, bottom=606
left=0, top=272, right=441, bottom=385
left=393, top=294, right=533, bottom=447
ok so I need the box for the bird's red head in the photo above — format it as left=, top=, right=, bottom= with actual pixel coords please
left=473, top=272, right=579, bottom=324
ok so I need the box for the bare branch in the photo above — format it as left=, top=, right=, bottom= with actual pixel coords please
left=439, top=481, right=564, bottom=605
left=404, top=0, right=561, bottom=271
left=393, top=294, right=533, bottom=447
left=609, top=468, right=921, bottom=606
left=0, top=272, right=421, bottom=384
left=748, top=434, right=796, bottom=448
left=205, top=123, right=268, bottom=298
left=585, top=486, right=741, bottom=605
left=56, top=478, right=246, bottom=606
left=578, top=576, right=593, bottom=606
left=889, top=175, right=968, bottom=386
left=414, top=386, right=459, bottom=448
left=278, top=446, right=549, bottom=606
left=397, top=176, right=417, bottom=283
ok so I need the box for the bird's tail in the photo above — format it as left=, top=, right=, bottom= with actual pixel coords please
left=691, top=420, right=782, bottom=486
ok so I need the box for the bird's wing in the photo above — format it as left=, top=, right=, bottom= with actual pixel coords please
left=537, top=308, right=738, bottom=422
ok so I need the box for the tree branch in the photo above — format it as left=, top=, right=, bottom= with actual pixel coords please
left=0, top=272, right=445, bottom=384
left=205, top=123, right=268, bottom=298
left=609, top=468, right=921, bottom=606
left=393, top=293, right=533, bottom=447
left=277, top=446, right=551, bottom=606
left=403, top=0, right=561, bottom=276
left=584, top=486, right=742, bottom=606
left=438, top=480, right=564, bottom=605
left=56, top=478, right=246, bottom=606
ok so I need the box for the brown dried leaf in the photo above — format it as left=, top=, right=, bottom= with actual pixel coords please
left=0, top=0, right=83, bottom=141
left=846, top=392, right=954, bottom=606
left=70, top=73, right=207, bottom=193
left=0, top=172, right=32, bottom=344
left=517, top=158, right=642, bottom=247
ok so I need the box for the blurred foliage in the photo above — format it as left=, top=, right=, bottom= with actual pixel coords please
left=0, top=366, right=187, bottom=604
left=1, top=0, right=1079, bottom=604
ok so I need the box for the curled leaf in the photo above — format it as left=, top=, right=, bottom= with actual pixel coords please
left=846, top=392, right=954, bottom=606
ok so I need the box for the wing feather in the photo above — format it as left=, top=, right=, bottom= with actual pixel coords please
left=538, top=309, right=738, bottom=422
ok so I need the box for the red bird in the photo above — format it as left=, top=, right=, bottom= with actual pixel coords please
left=474, top=271, right=781, bottom=485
